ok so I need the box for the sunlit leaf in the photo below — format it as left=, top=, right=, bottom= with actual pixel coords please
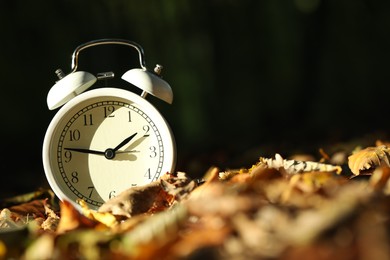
left=56, top=201, right=97, bottom=234
left=259, top=153, right=342, bottom=175
left=79, top=200, right=118, bottom=228
left=348, top=145, right=390, bottom=175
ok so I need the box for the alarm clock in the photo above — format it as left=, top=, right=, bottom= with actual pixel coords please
left=42, top=39, right=176, bottom=210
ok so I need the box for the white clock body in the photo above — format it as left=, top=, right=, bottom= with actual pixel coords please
left=42, top=87, right=176, bottom=210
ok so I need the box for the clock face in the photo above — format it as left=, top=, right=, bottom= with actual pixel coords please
left=43, top=88, right=176, bottom=209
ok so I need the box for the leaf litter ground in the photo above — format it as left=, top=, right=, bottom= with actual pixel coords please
left=2, top=138, right=390, bottom=259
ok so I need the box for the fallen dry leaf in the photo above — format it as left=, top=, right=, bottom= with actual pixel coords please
left=348, top=145, right=390, bottom=175
left=259, top=153, right=342, bottom=175
left=79, top=200, right=118, bottom=228
left=56, top=200, right=98, bottom=234
left=97, top=172, right=194, bottom=218
left=98, top=181, right=164, bottom=218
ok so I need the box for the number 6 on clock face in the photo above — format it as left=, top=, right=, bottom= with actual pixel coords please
left=43, top=88, right=176, bottom=210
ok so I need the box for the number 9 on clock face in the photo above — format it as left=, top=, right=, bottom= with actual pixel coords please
left=42, top=88, right=176, bottom=210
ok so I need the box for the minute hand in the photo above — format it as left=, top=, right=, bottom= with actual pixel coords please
left=64, top=147, right=105, bottom=155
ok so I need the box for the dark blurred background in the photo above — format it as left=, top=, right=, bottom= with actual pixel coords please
left=1, top=0, right=389, bottom=197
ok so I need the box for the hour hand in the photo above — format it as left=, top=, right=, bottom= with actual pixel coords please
left=64, top=147, right=105, bottom=155
left=113, top=132, right=137, bottom=152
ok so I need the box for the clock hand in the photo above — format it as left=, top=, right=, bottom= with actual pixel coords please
left=64, top=147, right=105, bottom=155
left=102, top=132, right=138, bottom=160
left=64, top=133, right=138, bottom=159
left=112, top=132, right=138, bottom=152
left=116, top=150, right=140, bottom=154
left=64, top=147, right=139, bottom=155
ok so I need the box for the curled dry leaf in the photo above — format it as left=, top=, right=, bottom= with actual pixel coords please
left=119, top=205, right=188, bottom=258
left=8, top=199, right=47, bottom=219
left=79, top=200, right=118, bottom=228
left=0, top=201, right=49, bottom=230
left=40, top=203, right=60, bottom=232
left=56, top=201, right=98, bottom=234
left=0, top=208, right=23, bottom=229
left=348, top=145, right=390, bottom=176
left=160, top=171, right=197, bottom=201
left=98, top=181, right=164, bottom=218
left=259, top=153, right=342, bottom=175
left=98, top=172, right=194, bottom=218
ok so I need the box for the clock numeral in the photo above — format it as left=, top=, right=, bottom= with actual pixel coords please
left=128, top=111, right=132, bottom=122
left=144, top=169, right=160, bottom=181
left=149, top=146, right=157, bottom=158
left=104, top=106, right=115, bottom=118
left=109, top=190, right=116, bottom=199
left=64, top=150, right=72, bottom=162
left=69, top=129, right=81, bottom=141
left=71, top=171, right=79, bottom=183
left=143, top=125, right=150, bottom=137
left=83, top=114, right=93, bottom=126
left=87, top=186, right=95, bottom=198
left=144, top=168, right=151, bottom=179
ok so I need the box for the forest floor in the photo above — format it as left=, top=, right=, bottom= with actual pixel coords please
left=1, top=133, right=390, bottom=259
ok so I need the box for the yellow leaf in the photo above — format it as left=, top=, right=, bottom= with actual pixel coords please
left=348, top=145, right=390, bottom=175
left=79, top=200, right=118, bottom=228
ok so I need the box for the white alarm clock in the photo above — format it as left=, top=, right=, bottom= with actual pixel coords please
left=42, top=39, right=176, bottom=210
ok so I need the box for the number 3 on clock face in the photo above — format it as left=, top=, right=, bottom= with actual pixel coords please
left=43, top=88, right=176, bottom=209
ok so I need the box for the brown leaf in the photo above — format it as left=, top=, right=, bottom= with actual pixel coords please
left=56, top=201, right=98, bottom=234
left=98, top=181, right=168, bottom=218
left=0, top=189, right=55, bottom=209
left=8, top=199, right=47, bottom=219
left=160, top=172, right=197, bottom=201
left=98, top=172, right=195, bottom=219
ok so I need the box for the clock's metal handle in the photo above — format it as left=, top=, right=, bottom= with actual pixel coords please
left=70, top=39, right=147, bottom=72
